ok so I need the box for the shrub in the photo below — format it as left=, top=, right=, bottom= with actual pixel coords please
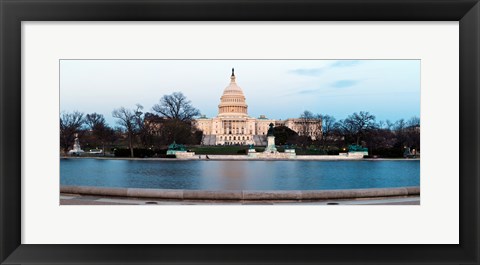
left=114, top=148, right=164, bottom=158
left=369, top=148, right=404, bottom=158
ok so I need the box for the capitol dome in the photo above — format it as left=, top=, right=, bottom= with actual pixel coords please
left=218, top=68, right=248, bottom=117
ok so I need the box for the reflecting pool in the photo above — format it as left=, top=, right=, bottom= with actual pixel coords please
left=60, top=159, right=419, bottom=190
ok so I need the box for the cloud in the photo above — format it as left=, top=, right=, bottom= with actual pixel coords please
left=331, top=60, right=361, bottom=67
left=331, top=79, right=358, bottom=88
left=289, top=68, right=323, bottom=76
left=286, top=80, right=358, bottom=95
left=277, top=87, right=323, bottom=97
left=289, top=60, right=361, bottom=76
left=298, top=89, right=320, bottom=94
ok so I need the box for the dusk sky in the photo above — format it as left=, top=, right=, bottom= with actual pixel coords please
left=60, top=60, right=420, bottom=126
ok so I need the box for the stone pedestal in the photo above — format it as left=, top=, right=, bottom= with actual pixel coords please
left=167, top=150, right=195, bottom=158
left=347, top=151, right=368, bottom=157
left=175, top=151, right=196, bottom=158
left=249, top=123, right=296, bottom=159
left=264, top=136, right=277, bottom=153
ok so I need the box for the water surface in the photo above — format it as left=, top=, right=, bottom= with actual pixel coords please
left=60, top=159, right=420, bottom=190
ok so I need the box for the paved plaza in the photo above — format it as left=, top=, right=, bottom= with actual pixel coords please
left=60, top=194, right=420, bottom=205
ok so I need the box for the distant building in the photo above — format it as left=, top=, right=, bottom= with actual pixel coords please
left=194, top=69, right=321, bottom=145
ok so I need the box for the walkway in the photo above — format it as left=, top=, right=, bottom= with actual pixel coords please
left=60, top=194, right=420, bottom=205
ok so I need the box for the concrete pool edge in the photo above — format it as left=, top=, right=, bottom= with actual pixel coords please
left=60, top=186, right=420, bottom=201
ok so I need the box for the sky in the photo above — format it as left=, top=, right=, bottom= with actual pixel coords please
left=60, top=60, right=420, bottom=126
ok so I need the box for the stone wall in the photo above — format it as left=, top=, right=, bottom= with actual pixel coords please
left=61, top=185, right=420, bottom=201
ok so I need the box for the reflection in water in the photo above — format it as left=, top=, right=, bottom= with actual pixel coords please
left=60, top=159, right=420, bottom=190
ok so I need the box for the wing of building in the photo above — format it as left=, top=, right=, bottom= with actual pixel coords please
left=194, top=68, right=321, bottom=146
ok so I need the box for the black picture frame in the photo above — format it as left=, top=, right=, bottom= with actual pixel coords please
left=1, top=0, right=479, bottom=264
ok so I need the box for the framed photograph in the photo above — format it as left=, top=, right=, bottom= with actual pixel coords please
left=59, top=59, right=421, bottom=206
left=1, top=0, right=479, bottom=264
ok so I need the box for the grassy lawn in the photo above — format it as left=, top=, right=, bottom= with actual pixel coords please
left=189, top=146, right=252, bottom=155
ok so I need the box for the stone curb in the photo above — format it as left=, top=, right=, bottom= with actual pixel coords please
left=61, top=185, right=128, bottom=197
left=127, top=188, right=183, bottom=199
left=183, top=190, right=243, bottom=200
left=242, top=190, right=303, bottom=200
left=61, top=186, right=420, bottom=201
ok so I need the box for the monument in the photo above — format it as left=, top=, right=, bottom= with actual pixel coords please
left=247, top=144, right=256, bottom=154
left=68, top=133, right=84, bottom=156
left=263, top=123, right=278, bottom=153
left=166, top=141, right=195, bottom=158
left=347, top=144, right=368, bottom=157
left=249, top=123, right=296, bottom=159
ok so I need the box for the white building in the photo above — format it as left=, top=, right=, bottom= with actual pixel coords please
left=194, top=69, right=320, bottom=145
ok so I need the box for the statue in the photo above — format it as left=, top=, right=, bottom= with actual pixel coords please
left=267, top=123, right=275, bottom=136
left=168, top=141, right=186, bottom=151
left=403, top=146, right=416, bottom=158
left=347, top=144, right=368, bottom=157
left=348, top=144, right=368, bottom=152
left=264, top=123, right=278, bottom=153
left=166, top=141, right=195, bottom=158
left=68, top=133, right=84, bottom=156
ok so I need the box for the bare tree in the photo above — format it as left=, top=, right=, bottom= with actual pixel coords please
left=152, top=92, right=200, bottom=122
left=385, top=120, right=394, bottom=130
left=85, top=113, right=106, bottom=130
left=298, top=110, right=314, bottom=138
left=151, top=92, right=202, bottom=145
left=85, top=113, right=115, bottom=156
left=394, top=119, right=407, bottom=134
left=60, top=111, right=84, bottom=154
left=312, top=114, right=323, bottom=143
left=319, top=114, right=336, bottom=149
left=139, top=112, right=161, bottom=148
left=406, top=116, right=420, bottom=151
left=395, top=116, right=420, bottom=151
left=377, top=120, right=386, bottom=130
left=407, top=116, right=420, bottom=127
left=112, top=104, right=143, bottom=157
left=339, top=111, right=376, bottom=146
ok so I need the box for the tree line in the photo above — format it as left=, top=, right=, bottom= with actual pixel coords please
left=60, top=92, right=202, bottom=157
left=275, top=110, right=420, bottom=157
left=61, top=92, right=420, bottom=158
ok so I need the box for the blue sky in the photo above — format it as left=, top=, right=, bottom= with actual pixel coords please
left=60, top=60, right=420, bottom=126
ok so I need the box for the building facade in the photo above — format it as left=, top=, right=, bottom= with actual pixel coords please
left=194, top=69, right=320, bottom=146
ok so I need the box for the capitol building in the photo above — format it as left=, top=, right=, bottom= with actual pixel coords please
left=194, top=69, right=320, bottom=146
